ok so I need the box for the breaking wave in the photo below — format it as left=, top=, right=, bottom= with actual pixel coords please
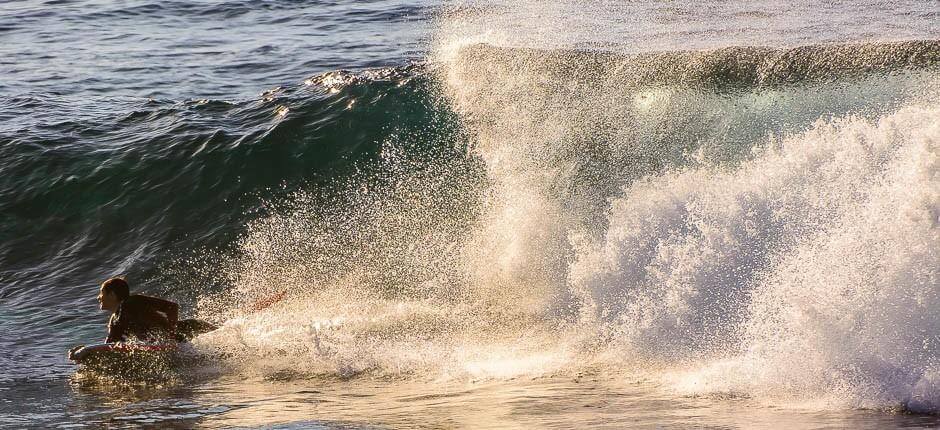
left=184, top=37, right=940, bottom=413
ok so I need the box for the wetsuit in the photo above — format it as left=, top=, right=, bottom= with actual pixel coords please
left=105, top=295, right=179, bottom=343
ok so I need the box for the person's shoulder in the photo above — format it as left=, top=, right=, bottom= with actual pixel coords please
left=127, top=294, right=177, bottom=307
left=119, top=294, right=142, bottom=309
left=124, top=294, right=160, bottom=307
left=126, top=294, right=148, bottom=303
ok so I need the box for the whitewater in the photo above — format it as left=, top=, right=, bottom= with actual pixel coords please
left=193, top=3, right=940, bottom=419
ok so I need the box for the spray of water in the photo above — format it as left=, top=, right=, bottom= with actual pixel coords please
left=187, top=0, right=940, bottom=412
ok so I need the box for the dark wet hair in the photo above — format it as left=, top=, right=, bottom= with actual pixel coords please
left=101, top=277, right=130, bottom=301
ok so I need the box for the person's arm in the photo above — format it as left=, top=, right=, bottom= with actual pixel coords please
left=68, top=345, right=85, bottom=361
left=105, top=311, right=127, bottom=343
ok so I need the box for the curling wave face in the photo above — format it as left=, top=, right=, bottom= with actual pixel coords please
left=0, top=65, right=457, bottom=379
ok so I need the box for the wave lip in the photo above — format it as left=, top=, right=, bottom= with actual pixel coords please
left=455, top=40, right=940, bottom=88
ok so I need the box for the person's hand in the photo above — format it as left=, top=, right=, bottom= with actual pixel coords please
left=68, top=345, right=86, bottom=362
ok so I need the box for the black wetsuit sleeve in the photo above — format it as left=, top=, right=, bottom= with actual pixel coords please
left=141, top=296, right=179, bottom=332
left=104, top=296, right=180, bottom=342
left=105, top=308, right=129, bottom=343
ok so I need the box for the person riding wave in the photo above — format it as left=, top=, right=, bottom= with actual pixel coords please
left=100, top=277, right=179, bottom=343
left=68, top=277, right=214, bottom=362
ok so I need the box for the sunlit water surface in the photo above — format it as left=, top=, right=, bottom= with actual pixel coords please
left=2, top=0, right=940, bottom=428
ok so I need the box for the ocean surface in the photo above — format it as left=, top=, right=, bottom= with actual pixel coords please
left=1, top=0, right=939, bottom=428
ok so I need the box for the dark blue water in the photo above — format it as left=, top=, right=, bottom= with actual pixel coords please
left=0, top=0, right=430, bottom=98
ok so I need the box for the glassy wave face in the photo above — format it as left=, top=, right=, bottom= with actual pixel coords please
left=2, top=0, right=939, bottom=422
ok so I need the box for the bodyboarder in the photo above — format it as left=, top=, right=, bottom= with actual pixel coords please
left=68, top=277, right=215, bottom=362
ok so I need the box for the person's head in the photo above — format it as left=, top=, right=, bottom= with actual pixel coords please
left=98, top=277, right=129, bottom=312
